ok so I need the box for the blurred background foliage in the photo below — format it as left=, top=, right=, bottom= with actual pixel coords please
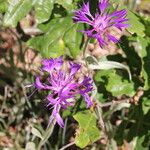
left=0, top=0, right=150, bottom=150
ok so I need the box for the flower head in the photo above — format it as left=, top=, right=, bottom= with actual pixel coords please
left=34, top=57, right=93, bottom=128
left=73, top=0, right=128, bottom=47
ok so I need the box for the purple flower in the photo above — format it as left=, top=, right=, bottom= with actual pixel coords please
left=34, top=57, right=93, bottom=128
left=73, top=0, right=128, bottom=47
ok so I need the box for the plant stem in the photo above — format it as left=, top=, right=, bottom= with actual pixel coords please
left=59, top=141, right=75, bottom=150
left=82, top=37, right=90, bottom=59
left=37, top=118, right=56, bottom=150
left=62, top=118, right=68, bottom=146
left=97, top=98, right=130, bottom=108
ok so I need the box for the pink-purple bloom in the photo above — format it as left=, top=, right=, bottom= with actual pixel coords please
left=73, top=0, right=128, bottom=47
left=34, top=57, right=93, bottom=128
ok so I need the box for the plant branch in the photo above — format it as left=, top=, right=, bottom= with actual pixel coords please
left=62, top=118, right=68, bottom=145
left=37, top=118, right=56, bottom=150
left=97, top=98, right=130, bottom=108
left=82, top=37, right=90, bottom=59
left=59, top=141, right=75, bottom=150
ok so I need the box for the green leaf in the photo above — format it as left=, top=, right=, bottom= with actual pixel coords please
left=28, top=17, right=83, bottom=58
left=25, top=142, right=36, bottom=150
left=31, top=126, right=43, bottom=140
left=134, top=136, right=149, bottom=150
left=142, top=97, right=150, bottom=115
left=63, top=24, right=83, bottom=58
left=3, top=0, right=36, bottom=27
left=106, top=70, right=135, bottom=96
left=56, top=0, right=73, bottom=10
left=27, top=17, right=71, bottom=58
left=127, top=11, right=145, bottom=37
left=0, top=0, right=8, bottom=13
left=73, top=110, right=100, bottom=148
left=95, top=70, right=135, bottom=97
left=137, top=37, right=150, bottom=90
left=87, top=57, right=131, bottom=80
left=35, top=0, right=54, bottom=24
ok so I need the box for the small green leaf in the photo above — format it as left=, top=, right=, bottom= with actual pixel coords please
left=142, top=97, right=150, bottom=115
left=73, top=110, right=100, bottom=148
left=31, top=126, right=43, bottom=140
left=127, top=11, right=145, bottom=37
left=25, top=142, right=36, bottom=150
left=35, top=0, right=54, bottom=24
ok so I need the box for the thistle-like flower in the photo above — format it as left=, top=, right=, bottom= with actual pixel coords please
left=73, top=0, right=128, bottom=47
left=34, top=57, right=93, bottom=128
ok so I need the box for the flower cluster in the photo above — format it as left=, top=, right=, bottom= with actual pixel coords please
left=34, top=57, right=93, bottom=128
left=73, top=0, right=128, bottom=47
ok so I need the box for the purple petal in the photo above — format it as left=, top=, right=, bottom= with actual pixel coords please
left=34, top=76, right=51, bottom=90
left=82, top=2, right=90, bottom=14
left=79, top=77, right=93, bottom=94
left=82, top=93, right=93, bottom=108
left=55, top=113, right=64, bottom=128
left=52, top=104, right=64, bottom=128
left=69, top=62, right=81, bottom=76
left=73, top=2, right=94, bottom=25
left=107, top=34, right=119, bottom=43
left=78, top=29, right=94, bottom=37
left=46, top=94, right=58, bottom=106
left=99, top=0, right=109, bottom=13
left=95, top=34, right=106, bottom=47
left=42, top=56, right=63, bottom=72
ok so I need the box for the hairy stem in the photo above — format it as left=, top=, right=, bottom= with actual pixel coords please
left=82, top=37, right=90, bottom=59
left=59, top=141, right=75, bottom=150
left=37, top=118, right=56, bottom=150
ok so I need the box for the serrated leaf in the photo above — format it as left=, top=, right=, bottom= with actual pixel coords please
left=3, top=0, right=36, bottom=27
left=35, top=0, right=54, bottom=24
left=73, top=110, right=100, bottom=148
left=31, top=126, right=43, bottom=140
left=127, top=11, right=145, bottom=37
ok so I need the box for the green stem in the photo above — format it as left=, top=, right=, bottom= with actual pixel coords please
left=37, top=118, right=56, bottom=150
left=62, top=118, right=68, bottom=146
left=82, top=37, right=90, bottom=59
